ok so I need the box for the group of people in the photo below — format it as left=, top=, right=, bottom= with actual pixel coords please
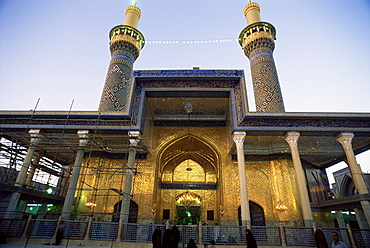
left=152, top=227, right=258, bottom=248
left=153, top=226, right=348, bottom=248
left=152, top=225, right=180, bottom=248
left=152, top=225, right=201, bottom=248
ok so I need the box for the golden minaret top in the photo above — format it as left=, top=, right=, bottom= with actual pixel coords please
left=124, top=5, right=142, bottom=28
left=244, top=1, right=261, bottom=25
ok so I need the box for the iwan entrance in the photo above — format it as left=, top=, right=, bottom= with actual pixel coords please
left=176, top=191, right=202, bottom=224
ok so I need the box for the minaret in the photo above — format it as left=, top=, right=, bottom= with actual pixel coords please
left=239, top=2, right=285, bottom=112
left=99, top=3, right=145, bottom=112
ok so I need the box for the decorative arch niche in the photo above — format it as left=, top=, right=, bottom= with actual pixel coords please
left=160, top=135, right=218, bottom=184
left=238, top=201, right=265, bottom=226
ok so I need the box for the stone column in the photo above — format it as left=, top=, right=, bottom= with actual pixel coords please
left=21, top=215, right=33, bottom=238
left=336, top=132, right=370, bottom=226
left=37, top=203, right=48, bottom=219
left=120, top=131, right=140, bottom=223
left=285, top=131, right=313, bottom=227
left=346, top=224, right=357, bottom=248
left=335, top=211, right=346, bottom=228
left=233, top=131, right=251, bottom=228
left=5, top=129, right=42, bottom=218
left=25, top=155, right=41, bottom=187
left=354, top=208, right=370, bottom=229
left=117, top=131, right=140, bottom=241
left=198, top=222, right=203, bottom=245
left=279, top=222, right=287, bottom=246
left=84, top=216, right=93, bottom=241
left=61, top=130, right=89, bottom=220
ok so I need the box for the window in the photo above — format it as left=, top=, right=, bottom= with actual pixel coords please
left=207, top=210, right=214, bottom=220
left=163, top=209, right=170, bottom=219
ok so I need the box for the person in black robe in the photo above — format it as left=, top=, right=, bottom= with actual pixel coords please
left=170, top=225, right=180, bottom=248
left=162, top=229, right=172, bottom=248
left=53, top=221, right=65, bottom=246
left=314, top=228, right=328, bottom=248
left=152, top=226, right=162, bottom=248
left=245, top=229, right=257, bottom=248
left=187, top=238, right=198, bottom=248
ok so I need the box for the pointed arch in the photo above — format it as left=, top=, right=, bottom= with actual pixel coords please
left=340, top=174, right=355, bottom=197
left=238, top=201, right=265, bottom=226
left=112, top=200, right=138, bottom=223
left=158, top=134, right=220, bottom=183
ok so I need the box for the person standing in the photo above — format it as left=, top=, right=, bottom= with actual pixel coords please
left=53, top=221, right=65, bottom=246
left=331, top=232, right=348, bottom=248
left=213, top=223, right=219, bottom=242
left=162, top=229, right=172, bottom=248
left=152, top=226, right=162, bottom=248
left=170, top=225, right=180, bottom=248
left=245, top=229, right=257, bottom=248
left=209, top=240, right=216, bottom=248
left=314, top=227, right=328, bottom=248
left=187, top=238, right=198, bottom=248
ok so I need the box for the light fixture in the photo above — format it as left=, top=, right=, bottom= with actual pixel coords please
left=85, top=202, right=97, bottom=208
left=176, top=191, right=201, bottom=209
left=275, top=201, right=287, bottom=211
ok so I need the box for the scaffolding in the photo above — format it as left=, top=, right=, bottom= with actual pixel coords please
left=0, top=110, right=150, bottom=220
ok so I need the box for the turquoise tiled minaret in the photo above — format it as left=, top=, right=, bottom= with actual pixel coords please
left=99, top=4, right=145, bottom=112
left=239, top=2, right=285, bottom=112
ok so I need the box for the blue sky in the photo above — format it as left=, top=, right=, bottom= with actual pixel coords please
left=1, top=0, right=370, bottom=178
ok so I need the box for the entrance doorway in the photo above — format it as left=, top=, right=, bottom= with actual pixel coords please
left=176, top=206, right=201, bottom=224
left=238, top=201, right=265, bottom=226
left=112, top=200, right=138, bottom=223
left=175, top=191, right=202, bottom=225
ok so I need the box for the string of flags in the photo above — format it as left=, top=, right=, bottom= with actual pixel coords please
left=145, top=38, right=238, bottom=44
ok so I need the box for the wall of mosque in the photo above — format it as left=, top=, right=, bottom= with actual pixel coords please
left=74, top=126, right=319, bottom=226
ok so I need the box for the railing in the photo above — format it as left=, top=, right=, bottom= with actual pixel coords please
left=90, top=222, right=118, bottom=241
left=178, top=225, right=197, bottom=245
left=252, top=226, right=281, bottom=246
left=284, top=227, right=315, bottom=247
left=0, top=219, right=27, bottom=237
left=27, top=219, right=57, bottom=238
left=0, top=218, right=365, bottom=247
left=121, top=223, right=156, bottom=242
left=352, top=229, right=370, bottom=248
left=63, top=220, right=88, bottom=240
left=321, top=228, right=350, bottom=248
left=202, top=225, right=282, bottom=246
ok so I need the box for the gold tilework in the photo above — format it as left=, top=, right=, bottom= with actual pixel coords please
left=75, top=126, right=304, bottom=225
left=76, top=157, right=128, bottom=215
left=173, top=160, right=206, bottom=183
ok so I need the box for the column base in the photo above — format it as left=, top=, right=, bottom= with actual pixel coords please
left=303, top=219, right=314, bottom=228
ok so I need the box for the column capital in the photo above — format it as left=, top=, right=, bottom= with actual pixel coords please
left=285, top=131, right=300, bottom=149
left=29, top=129, right=42, bottom=146
left=77, top=130, right=89, bottom=147
left=233, top=131, right=246, bottom=149
left=336, top=132, right=354, bottom=150
left=128, top=131, right=141, bottom=147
